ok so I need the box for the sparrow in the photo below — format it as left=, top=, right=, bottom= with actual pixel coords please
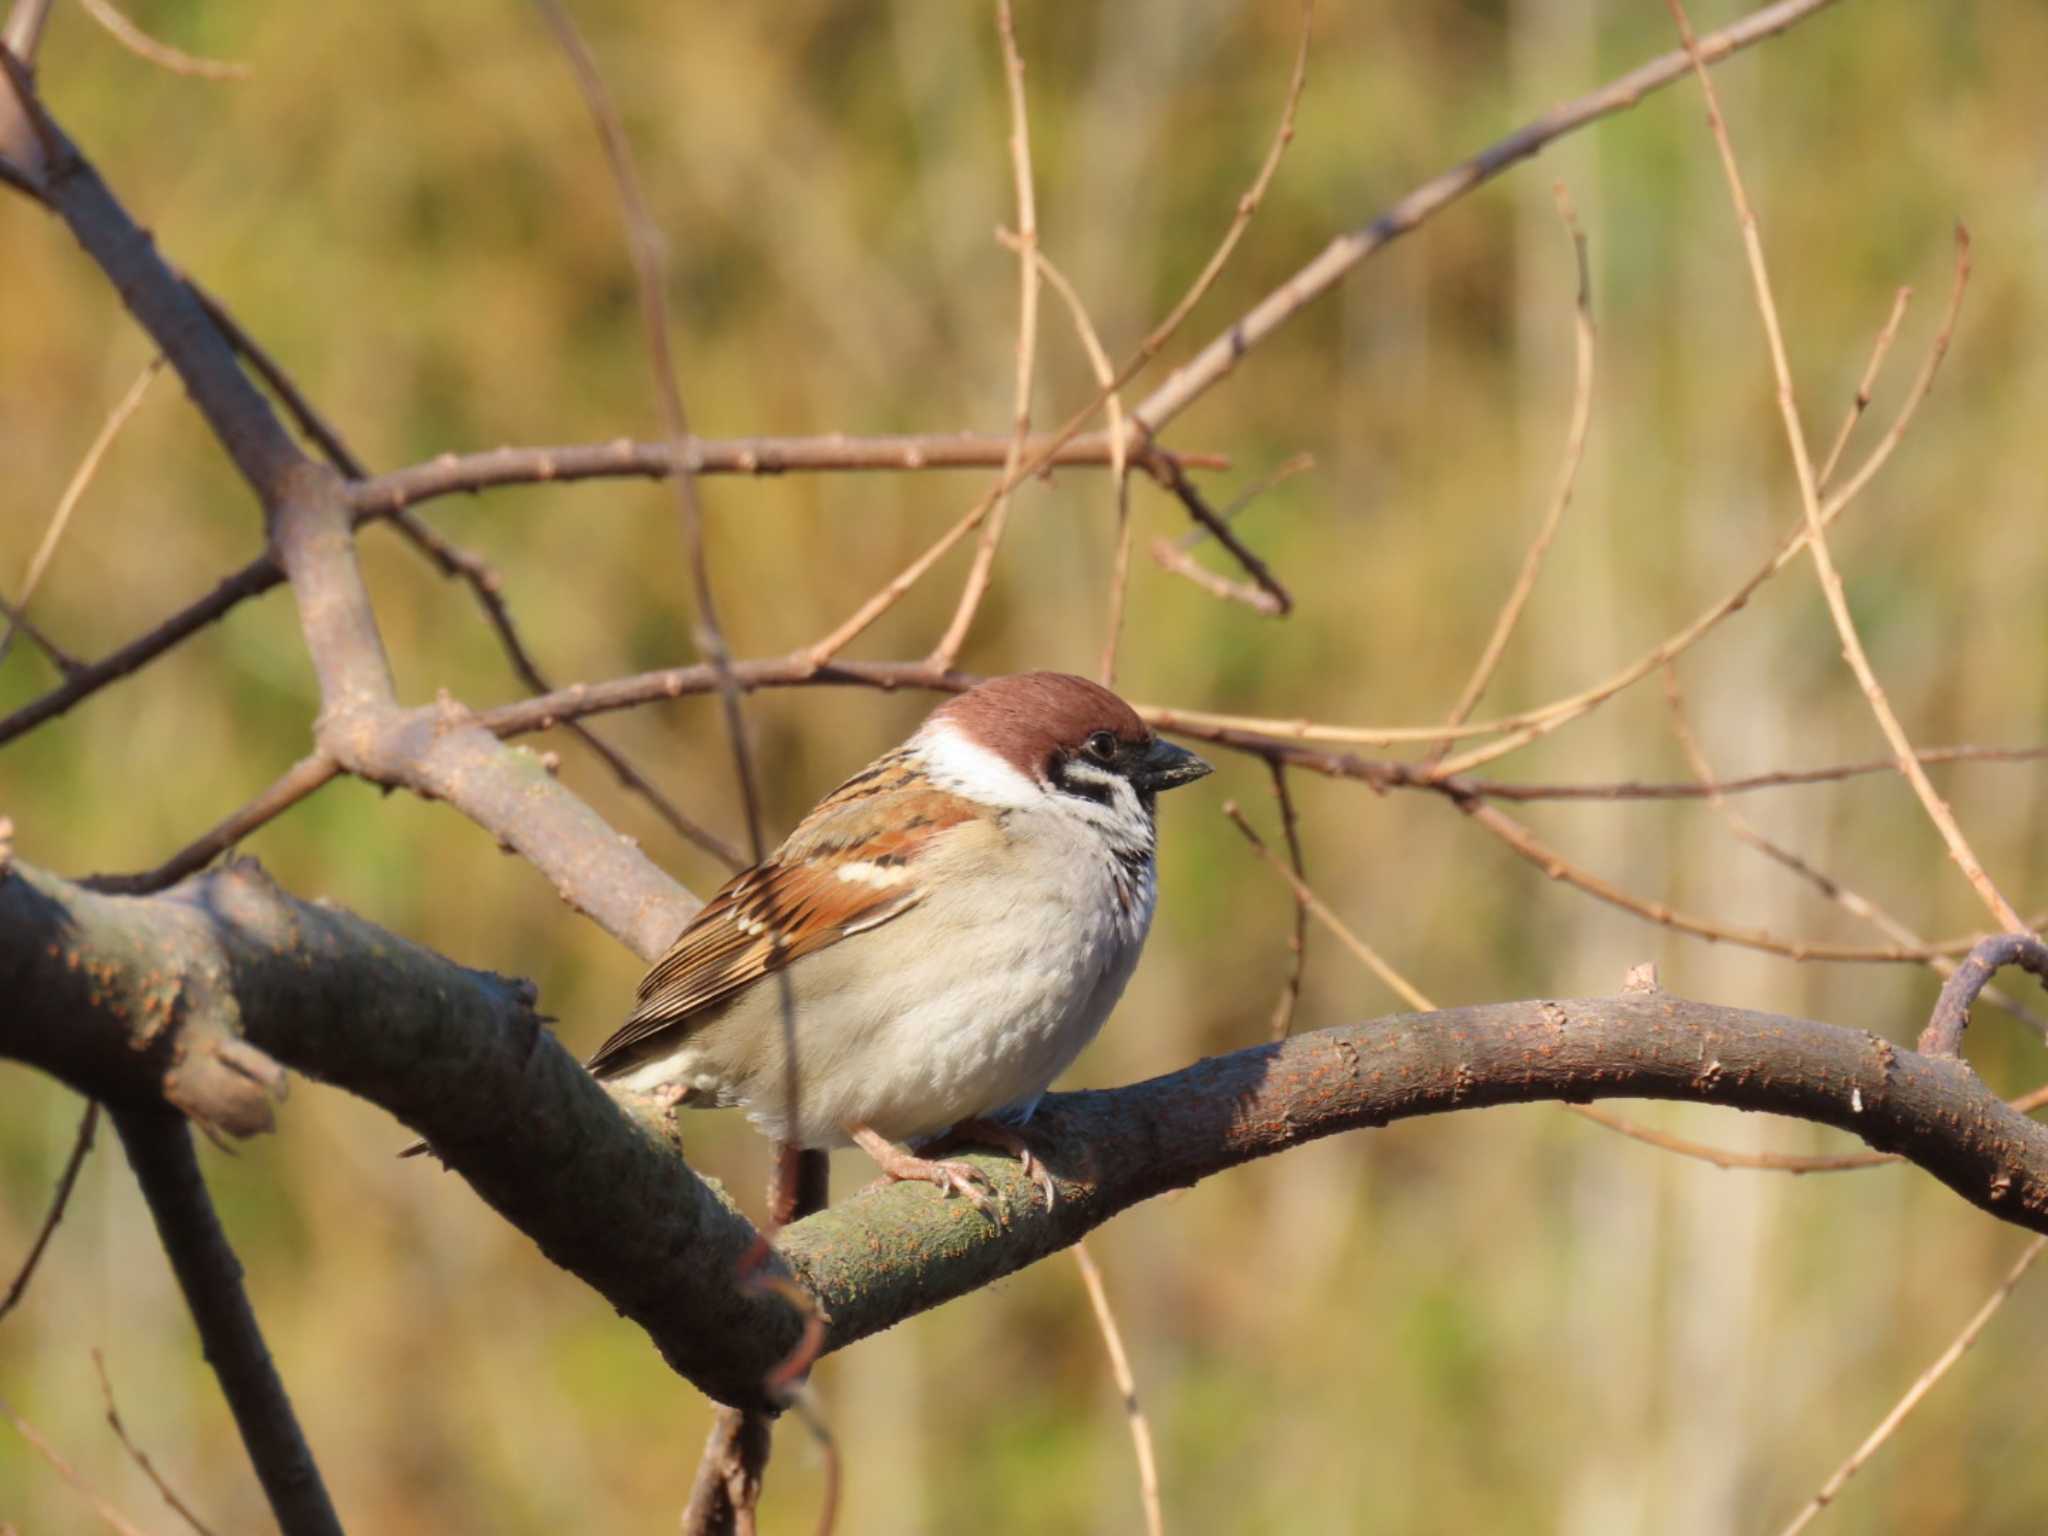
left=585, top=671, right=1212, bottom=1207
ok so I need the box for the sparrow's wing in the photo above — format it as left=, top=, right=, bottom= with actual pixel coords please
left=584, top=754, right=978, bottom=1075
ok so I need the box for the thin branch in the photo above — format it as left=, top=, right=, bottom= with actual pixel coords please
left=201, top=281, right=740, bottom=869
left=1665, top=2, right=2019, bottom=931
left=928, top=0, right=1041, bottom=671
left=1429, top=183, right=1595, bottom=755
left=2, top=0, right=56, bottom=62
left=1128, top=0, right=1842, bottom=437
left=805, top=6, right=1310, bottom=666
left=1660, top=667, right=2047, bottom=1036
left=1148, top=452, right=1292, bottom=616
left=2, top=356, right=163, bottom=672
left=0, top=555, right=286, bottom=749
left=75, top=0, right=249, bottom=80
left=1225, top=800, right=1431, bottom=1012
left=1458, top=795, right=1982, bottom=964
left=1137, top=138, right=1971, bottom=769
left=532, top=0, right=764, bottom=865
left=991, top=234, right=1137, bottom=683
left=0, top=1101, right=98, bottom=1321
left=349, top=432, right=1215, bottom=517
left=681, top=1410, right=771, bottom=1536
left=1776, top=1236, right=2047, bottom=1536
left=1568, top=1103, right=1892, bottom=1174
left=0, top=1395, right=153, bottom=1536
left=1229, top=799, right=1926, bottom=1174
left=1917, top=934, right=2048, bottom=1057
left=1128, top=2, right=1313, bottom=408
left=1262, top=764, right=1311, bottom=1039
left=0, top=588, right=82, bottom=675
left=93, top=1351, right=221, bottom=1536
left=683, top=1156, right=838, bottom=1536
left=1073, top=1240, right=1165, bottom=1536
left=383, top=507, right=743, bottom=868
left=1456, top=741, right=2048, bottom=803
left=111, top=1109, right=343, bottom=1536
left=1815, top=285, right=1911, bottom=491
left=82, top=754, right=341, bottom=895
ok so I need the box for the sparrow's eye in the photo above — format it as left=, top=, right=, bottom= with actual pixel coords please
left=1083, top=730, right=1119, bottom=762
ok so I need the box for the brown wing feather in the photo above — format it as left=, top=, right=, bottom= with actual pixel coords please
left=584, top=755, right=979, bottom=1076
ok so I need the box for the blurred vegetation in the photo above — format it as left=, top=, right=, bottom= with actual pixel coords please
left=5, top=1, right=2048, bottom=1532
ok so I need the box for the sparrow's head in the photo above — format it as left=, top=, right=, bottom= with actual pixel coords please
left=922, top=671, right=1212, bottom=816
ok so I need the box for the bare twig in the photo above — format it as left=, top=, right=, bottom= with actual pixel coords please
left=1148, top=452, right=1292, bottom=616
left=1568, top=1103, right=1893, bottom=1174
left=1141, top=155, right=1971, bottom=770
left=1659, top=667, right=2047, bottom=1036
left=383, top=507, right=743, bottom=868
left=1128, top=0, right=1842, bottom=438
left=92, top=1352, right=220, bottom=1536
left=2, top=356, right=163, bottom=672
left=1226, top=799, right=1892, bottom=1172
left=1264, top=763, right=1310, bottom=1039
left=1459, top=796, right=1982, bottom=964
left=1225, top=800, right=1432, bottom=1012
left=75, top=0, right=249, bottom=80
left=0, top=589, right=82, bottom=675
left=0, top=556, right=287, bottom=748
left=81, top=754, right=340, bottom=895
left=1666, top=0, right=2020, bottom=933
left=533, top=0, right=764, bottom=864
left=1776, top=1236, right=2047, bottom=1536
left=0, top=2, right=55, bottom=193
left=350, top=432, right=1216, bottom=516
left=201, top=283, right=740, bottom=868
left=0, top=1395, right=153, bottom=1536
left=805, top=7, right=1311, bottom=666
left=1815, top=286, right=1912, bottom=491
left=1917, top=934, right=2048, bottom=1057
left=1128, top=4, right=1312, bottom=412
left=1429, top=183, right=1595, bottom=755
left=991, top=235, right=1137, bottom=683
left=2, top=0, right=56, bottom=62
left=681, top=1409, right=772, bottom=1536
left=1149, top=454, right=1313, bottom=616
left=1164, top=453, right=1316, bottom=557
left=928, top=0, right=1042, bottom=671
left=1073, top=1240, right=1165, bottom=1536
left=112, top=1109, right=343, bottom=1536
left=0, top=1101, right=98, bottom=1321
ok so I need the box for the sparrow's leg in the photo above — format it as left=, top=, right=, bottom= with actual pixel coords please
left=944, top=1118, right=1057, bottom=1209
left=846, top=1123, right=994, bottom=1211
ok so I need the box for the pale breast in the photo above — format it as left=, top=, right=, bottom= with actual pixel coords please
left=650, top=806, right=1155, bottom=1147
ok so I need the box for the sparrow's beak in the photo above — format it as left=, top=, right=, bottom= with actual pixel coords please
left=1134, top=737, right=1213, bottom=793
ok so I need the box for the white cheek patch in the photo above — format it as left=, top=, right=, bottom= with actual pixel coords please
left=836, top=860, right=912, bottom=888
left=913, top=720, right=1041, bottom=809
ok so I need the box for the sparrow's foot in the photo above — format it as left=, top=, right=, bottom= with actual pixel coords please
left=847, top=1123, right=994, bottom=1211
left=942, top=1118, right=1057, bottom=1210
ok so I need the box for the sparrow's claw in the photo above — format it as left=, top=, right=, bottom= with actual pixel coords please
left=848, top=1124, right=997, bottom=1212
left=945, top=1118, right=1058, bottom=1210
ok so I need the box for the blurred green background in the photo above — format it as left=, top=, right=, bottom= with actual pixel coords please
left=5, top=1, right=2048, bottom=1531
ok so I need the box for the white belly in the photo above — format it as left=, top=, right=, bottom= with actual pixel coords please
left=613, top=822, right=1156, bottom=1148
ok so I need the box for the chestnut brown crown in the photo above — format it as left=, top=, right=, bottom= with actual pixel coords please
left=931, top=671, right=1210, bottom=796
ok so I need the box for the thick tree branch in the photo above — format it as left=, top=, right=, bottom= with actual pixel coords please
left=7, top=858, right=2047, bottom=1417
left=7, top=75, right=694, bottom=957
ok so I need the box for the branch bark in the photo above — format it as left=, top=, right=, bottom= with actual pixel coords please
left=112, top=1108, right=344, bottom=1536
left=7, top=857, right=2046, bottom=1416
